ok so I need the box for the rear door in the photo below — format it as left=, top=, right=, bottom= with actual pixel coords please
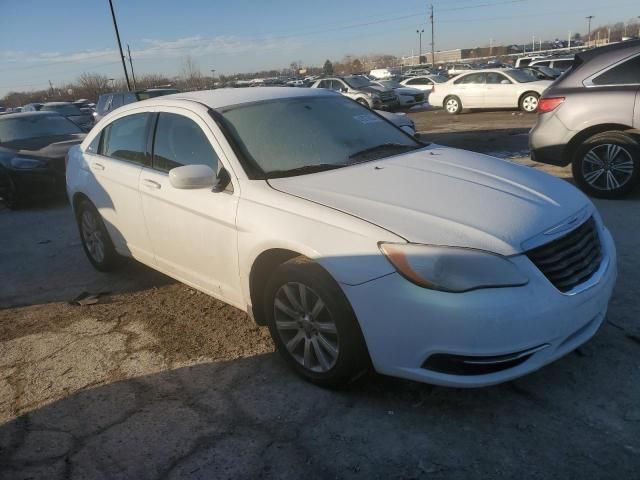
left=83, top=112, right=154, bottom=263
left=453, top=73, right=486, bottom=107
left=484, top=72, right=518, bottom=108
left=139, top=109, right=241, bottom=303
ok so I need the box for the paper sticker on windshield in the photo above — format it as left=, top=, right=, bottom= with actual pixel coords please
left=353, top=114, right=383, bottom=124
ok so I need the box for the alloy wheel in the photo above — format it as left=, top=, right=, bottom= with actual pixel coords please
left=581, top=143, right=635, bottom=192
left=445, top=98, right=459, bottom=113
left=81, top=210, right=105, bottom=263
left=522, top=95, right=538, bottom=112
left=273, top=282, right=339, bottom=373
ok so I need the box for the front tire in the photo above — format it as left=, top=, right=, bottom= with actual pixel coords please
left=444, top=96, right=462, bottom=114
left=519, top=92, right=539, bottom=113
left=264, top=257, right=370, bottom=388
left=572, top=131, right=640, bottom=199
left=76, top=199, right=120, bottom=271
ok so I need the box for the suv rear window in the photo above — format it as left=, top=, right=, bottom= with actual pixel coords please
left=592, top=55, right=640, bottom=86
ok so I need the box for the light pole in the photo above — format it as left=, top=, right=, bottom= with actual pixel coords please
left=416, top=29, right=424, bottom=64
left=211, top=69, right=216, bottom=89
left=586, top=15, right=594, bottom=46
left=107, top=0, right=131, bottom=91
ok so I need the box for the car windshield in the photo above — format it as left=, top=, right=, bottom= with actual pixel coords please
left=42, top=104, right=83, bottom=116
left=430, top=76, right=448, bottom=83
left=219, top=96, right=422, bottom=179
left=505, top=69, right=536, bottom=83
left=343, top=76, right=373, bottom=89
left=537, top=66, right=560, bottom=77
left=0, top=114, right=82, bottom=142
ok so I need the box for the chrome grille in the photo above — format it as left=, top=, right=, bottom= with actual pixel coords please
left=379, top=91, right=395, bottom=100
left=526, top=217, right=602, bottom=293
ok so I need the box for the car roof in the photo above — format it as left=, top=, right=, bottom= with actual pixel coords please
left=43, top=102, right=73, bottom=106
left=159, top=87, right=335, bottom=109
left=556, top=39, right=640, bottom=87
left=0, top=111, right=59, bottom=119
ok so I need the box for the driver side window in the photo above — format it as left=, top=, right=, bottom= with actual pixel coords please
left=152, top=113, right=219, bottom=173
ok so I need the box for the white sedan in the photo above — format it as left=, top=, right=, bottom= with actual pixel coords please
left=370, top=80, right=426, bottom=108
left=66, top=87, right=616, bottom=388
left=428, top=68, right=552, bottom=114
left=399, top=75, right=448, bottom=93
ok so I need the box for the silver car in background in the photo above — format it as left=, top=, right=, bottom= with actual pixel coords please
left=530, top=40, right=640, bottom=198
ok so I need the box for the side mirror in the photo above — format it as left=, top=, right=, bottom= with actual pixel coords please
left=212, top=167, right=232, bottom=193
left=169, top=164, right=215, bottom=189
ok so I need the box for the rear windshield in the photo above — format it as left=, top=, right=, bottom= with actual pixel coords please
left=137, top=89, right=179, bottom=100
left=0, top=115, right=82, bottom=142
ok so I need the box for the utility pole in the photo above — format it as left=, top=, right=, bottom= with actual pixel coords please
left=430, top=4, right=435, bottom=67
left=586, top=15, right=594, bottom=46
left=108, top=0, right=131, bottom=91
left=568, top=31, right=571, bottom=50
left=532, top=35, right=535, bottom=52
left=489, top=38, right=493, bottom=56
left=48, top=80, right=54, bottom=96
left=127, top=44, right=137, bottom=90
left=416, top=28, right=424, bottom=64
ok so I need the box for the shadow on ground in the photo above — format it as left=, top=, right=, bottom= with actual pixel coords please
left=1, top=339, right=640, bottom=480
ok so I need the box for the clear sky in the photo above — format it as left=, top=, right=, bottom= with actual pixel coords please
left=1, top=0, right=638, bottom=96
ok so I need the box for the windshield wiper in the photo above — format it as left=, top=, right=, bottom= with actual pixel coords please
left=348, top=143, right=420, bottom=161
left=265, top=163, right=345, bottom=179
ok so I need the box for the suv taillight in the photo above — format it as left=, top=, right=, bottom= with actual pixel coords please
left=537, top=97, right=565, bottom=114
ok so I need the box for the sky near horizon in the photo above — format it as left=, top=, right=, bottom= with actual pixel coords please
left=0, top=0, right=638, bottom=96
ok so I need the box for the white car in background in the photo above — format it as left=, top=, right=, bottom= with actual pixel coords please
left=400, top=75, right=448, bottom=94
left=370, top=80, right=426, bottom=108
left=428, top=68, right=552, bottom=114
left=66, top=87, right=616, bottom=388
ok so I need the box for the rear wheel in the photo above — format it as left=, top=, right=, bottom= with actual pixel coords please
left=76, top=199, right=120, bottom=271
left=444, top=96, right=462, bottom=114
left=264, top=257, right=369, bottom=388
left=572, top=131, right=640, bottom=199
left=519, top=92, right=539, bottom=113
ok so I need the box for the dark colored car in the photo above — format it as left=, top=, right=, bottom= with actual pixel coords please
left=518, top=65, right=562, bottom=80
left=0, top=112, right=85, bottom=208
left=41, top=102, right=93, bottom=130
left=94, top=88, right=179, bottom=122
left=530, top=39, right=640, bottom=198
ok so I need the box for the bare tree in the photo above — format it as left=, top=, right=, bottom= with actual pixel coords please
left=76, top=73, right=111, bottom=99
left=181, top=55, right=205, bottom=91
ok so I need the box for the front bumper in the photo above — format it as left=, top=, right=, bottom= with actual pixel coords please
left=342, top=227, right=617, bottom=387
left=0, top=167, right=65, bottom=202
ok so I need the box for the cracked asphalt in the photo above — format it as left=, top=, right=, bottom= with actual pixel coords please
left=1, top=111, right=639, bottom=479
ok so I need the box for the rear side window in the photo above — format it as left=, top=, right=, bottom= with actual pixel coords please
left=152, top=113, right=219, bottom=172
left=592, top=55, right=640, bottom=86
left=455, top=73, right=485, bottom=84
left=101, top=113, right=149, bottom=164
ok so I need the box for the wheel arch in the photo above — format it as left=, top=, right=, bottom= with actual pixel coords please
left=71, top=191, right=92, bottom=218
left=248, top=248, right=307, bottom=326
left=565, top=123, right=635, bottom=163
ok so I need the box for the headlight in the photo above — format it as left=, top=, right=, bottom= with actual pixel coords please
left=379, top=243, right=528, bottom=292
left=9, top=156, right=48, bottom=169
left=366, top=92, right=380, bottom=99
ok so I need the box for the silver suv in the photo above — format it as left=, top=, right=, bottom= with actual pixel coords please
left=311, top=75, right=399, bottom=110
left=530, top=40, right=640, bottom=198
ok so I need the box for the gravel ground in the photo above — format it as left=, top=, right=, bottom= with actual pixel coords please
left=1, top=110, right=639, bottom=479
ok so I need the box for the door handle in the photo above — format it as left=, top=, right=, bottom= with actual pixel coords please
left=92, top=162, right=105, bottom=171
left=142, top=179, right=161, bottom=190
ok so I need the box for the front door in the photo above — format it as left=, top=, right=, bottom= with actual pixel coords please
left=484, top=72, right=518, bottom=108
left=139, top=109, right=242, bottom=305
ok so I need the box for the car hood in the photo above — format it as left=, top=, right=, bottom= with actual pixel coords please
left=395, top=87, right=424, bottom=95
left=1, top=134, right=86, bottom=160
left=268, top=145, right=591, bottom=255
left=360, top=85, right=394, bottom=95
